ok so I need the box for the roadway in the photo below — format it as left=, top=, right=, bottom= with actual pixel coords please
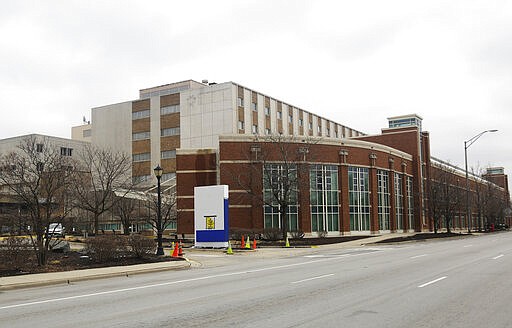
left=1, top=232, right=511, bottom=327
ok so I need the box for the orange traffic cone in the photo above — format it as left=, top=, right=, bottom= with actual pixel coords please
left=241, top=235, right=245, bottom=249
left=178, top=243, right=184, bottom=257
left=171, top=242, right=179, bottom=257
left=252, top=237, right=257, bottom=249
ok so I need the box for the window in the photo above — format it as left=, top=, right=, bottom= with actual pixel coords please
left=238, top=121, right=245, bottom=130
left=326, top=128, right=330, bottom=136
left=161, top=150, right=176, bottom=159
left=310, top=165, right=339, bottom=233
left=377, top=170, right=391, bottom=231
left=237, top=97, right=244, bottom=107
left=161, top=127, right=180, bottom=137
left=132, top=131, right=150, bottom=141
left=288, top=114, right=293, bottom=123
left=60, top=147, right=73, bottom=156
left=161, top=104, right=180, bottom=115
left=317, top=125, right=321, bottom=133
left=36, top=144, right=43, bottom=153
left=407, top=177, right=414, bottom=230
left=263, top=163, right=298, bottom=231
left=132, top=110, right=150, bottom=120
left=348, top=167, right=370, bottom=231
left=162, top=172, right=176, bottom=182
left=83, top=129, right=91, bottom=138
left=265, top=128, right=271, bottom=135
left=133, top=175, right=151, bottom=184
left=298, top=119, right=303, bottom=127
left=133, top=153, right=150, bottom=162
left=251, top=124, right=258, bottom=134
left=277, top=111, right=282, bottom=120
left=264, top=106, right=270, bottom=116
left=309, top=122, right=313, bottom=130
left=99, top=223, right=121, bottom=231
left=251, top=102, right=257, bottom=111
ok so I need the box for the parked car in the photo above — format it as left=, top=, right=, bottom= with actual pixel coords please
left=495, top=223, right=509, bottom=231
left=47, top=223, right=65, bottom=237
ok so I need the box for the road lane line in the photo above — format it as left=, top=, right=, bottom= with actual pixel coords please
left=291, top=274, right=334, bottom=284
left=0, top=251, right=383, bottom=311
left=492, top=254, right=504, bottom=260
left=410, top=254, right=428, bottom=259
left=418, top=276, right=447, bottom=288
left=463, top=245, right=473, bottom=248
left=191, top=254, right=223, bottom=257
left=304, top=251, right=380, bottom=259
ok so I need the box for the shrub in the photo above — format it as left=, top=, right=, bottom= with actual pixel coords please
left=85, top=235, right=127, bottom=263
left=229, top=228, right=254, bottom=240
left=0, top=237, right=32, bottom=271
left=290, top=230, right=305, bottom=239
left=128, top=235, right=156, bottom=258
left=262, top=228, right=282, bottom=241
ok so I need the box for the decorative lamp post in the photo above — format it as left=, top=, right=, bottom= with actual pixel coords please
left=464, top=130, right=497, bottom=233
left=154, top=165, right=164, bottom=255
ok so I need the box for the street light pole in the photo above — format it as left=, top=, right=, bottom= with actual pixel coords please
left=154, top=165, right=164, bottom=255
left=464, top=130, right=497, bottom=233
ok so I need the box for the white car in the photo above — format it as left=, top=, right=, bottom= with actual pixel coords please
left=47, top=223, right=65, bottom=237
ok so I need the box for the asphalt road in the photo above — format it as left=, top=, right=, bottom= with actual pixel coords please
left=1, top=232, right=512, bottom=328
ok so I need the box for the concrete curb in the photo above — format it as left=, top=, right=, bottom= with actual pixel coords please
left=0, top=259, right=191, bottom=291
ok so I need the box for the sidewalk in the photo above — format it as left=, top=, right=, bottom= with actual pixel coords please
left=0, top=259, right=190, bottom=291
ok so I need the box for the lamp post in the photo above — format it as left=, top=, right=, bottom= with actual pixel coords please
left=154, top=165, right=164, bottom=255
left=464, top=129, right=497, bottom=233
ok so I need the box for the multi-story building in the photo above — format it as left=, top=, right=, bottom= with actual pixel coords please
left=73, top=80, right=365, bottom=185
left=0, top=134, right=89, bottom=232
left=75, top=81, right=510, bottom=237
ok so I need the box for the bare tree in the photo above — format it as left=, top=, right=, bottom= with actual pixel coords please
left=70, top=144, right=134, bottom=234
left=114, top=196, right=139, bottom=235
left=485, top=182, right=508, bottom=227
left=428, top=168, right=444, bottom=234
left=226, top=135, right=316, bottom=240
left=471, top=167, right=489, bottom=231
left=144, top=187, right=178, bottom=242
left=429, top=162, right=464, bottom=233
left=0, top=136, right=75, bottom=265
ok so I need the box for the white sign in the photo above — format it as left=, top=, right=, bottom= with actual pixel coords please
left=194, top=185, right=229, bottom=248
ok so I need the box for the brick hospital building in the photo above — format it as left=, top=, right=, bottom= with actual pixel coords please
left=71, top=80, right=510, bottom=236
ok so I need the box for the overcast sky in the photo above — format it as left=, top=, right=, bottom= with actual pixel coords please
left=1, top=0, right=510, bottom=175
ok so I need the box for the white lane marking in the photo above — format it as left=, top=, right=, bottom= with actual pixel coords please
left=410, top=254, right=428, bottom=259
left=1, top=252, right=381, bottom=311
left=291, top=273, right=334, bottom=284
left=304, top=251, right=381, bottom=259
left=463, top=245, right=473, bottom=248
left=418, top=276, right=447, bottom=288
left=190, top=254, right=223, bottom=257
left=492, top=254, right=504, bottom=260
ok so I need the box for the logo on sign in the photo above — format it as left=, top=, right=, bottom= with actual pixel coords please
left=205, top=215, right=216, bottom=230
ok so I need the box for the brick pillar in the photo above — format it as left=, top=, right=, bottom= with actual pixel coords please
left=298, top=162, right=311, bottom=234
left=402, top=162, right=409, bottom=231
left=339, top=150, right=350, bottom=235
